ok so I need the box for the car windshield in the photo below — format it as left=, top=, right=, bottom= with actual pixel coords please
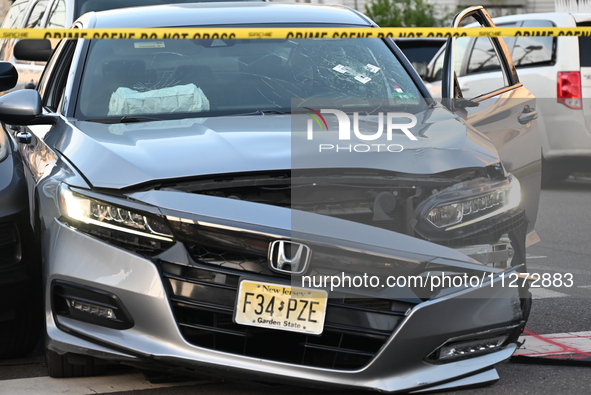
left=76, top=37, right=425, bottom=120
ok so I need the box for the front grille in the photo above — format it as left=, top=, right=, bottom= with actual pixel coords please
left=188, top=244, right=272, bottom=275
left=0, top=222, right=20, bottom=267
left=160, top=262, right=414, bottom=370
left=170, top=220, right=275, bottom=275
left=170, top=220, right=419, bottom=279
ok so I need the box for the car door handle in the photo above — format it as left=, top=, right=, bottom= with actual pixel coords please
left=518, top=105, right=538, bottom=124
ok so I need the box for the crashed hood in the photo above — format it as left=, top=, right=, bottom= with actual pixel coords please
left=128, top=189, right=492, bottom=272
left=60, top=106, right=501, bottom=189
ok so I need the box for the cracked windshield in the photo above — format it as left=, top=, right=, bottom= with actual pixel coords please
left=77, top=37, right=425, bottom=120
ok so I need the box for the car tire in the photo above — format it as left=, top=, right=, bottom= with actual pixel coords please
left=0, top=300, right=42, bottom=359
left=45, top=348, right=108, bottom=378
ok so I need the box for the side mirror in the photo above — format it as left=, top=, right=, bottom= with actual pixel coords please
left=0, top=62, right=18, bottom=92
left=14, top=39, right=53, bottom=62
left=0, top=89, right=43, bottom=125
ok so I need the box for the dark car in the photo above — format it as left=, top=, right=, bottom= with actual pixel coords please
left=0, top=63, right=41, bottom=359
left=0, top=2, right=541, bottom=392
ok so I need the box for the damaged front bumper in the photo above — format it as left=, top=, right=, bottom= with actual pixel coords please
left=46, top=189, right=531, bottom=393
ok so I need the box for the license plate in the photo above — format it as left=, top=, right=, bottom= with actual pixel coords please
left=234, top=280, right=327, bottom=335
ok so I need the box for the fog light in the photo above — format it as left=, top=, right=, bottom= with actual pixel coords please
left=431, top=335, right=508, bottom=362
left=52, top=280, right=134, bottom=330
left=66, top=299, right=116, bottom=320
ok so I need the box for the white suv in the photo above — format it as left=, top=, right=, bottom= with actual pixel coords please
left=426, top=12, right=591, bottom=185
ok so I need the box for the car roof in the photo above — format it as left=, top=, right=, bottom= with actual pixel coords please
left=77, top=2, right=374, bottom=29
left=491, top=12, right=591, bottom=26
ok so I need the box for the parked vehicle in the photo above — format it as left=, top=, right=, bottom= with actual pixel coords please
left=0, top=0, right=263, bottom=93
left=426, top=12, right=591, bottom=185
left=0, top=3, right=540, bottom=392
left=0, top=63, right=42, bottom=359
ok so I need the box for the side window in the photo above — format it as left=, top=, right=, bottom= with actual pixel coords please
left=512, top=20, right=554, bottom=67
left=40, top=40, right=77, bottom=112
left=457, top=16, right=516, bottom=99
left=465, top=22, right=518, bottom=76
left=426, top=50, right=444, bottom=82
left=578, top=22, right=591, bottom=67
left=467, top=37, right=501, bottom=74
left=46, top=0, right=66, bottom=28
left=440, top=7, right=521, bottom=106
left=0, top=0, right=30, bottom=60
left=1, top=0, right=30, bottom=29
left=25, top=0, right=49, bottom=28
left=16, top=1, right=49, bottom=66
left=425, top=38, right=468, bottom=83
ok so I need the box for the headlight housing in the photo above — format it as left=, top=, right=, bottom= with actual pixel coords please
left=414, top=176, right=521, bottom=241
left=58, top=184, right=174, bottom=255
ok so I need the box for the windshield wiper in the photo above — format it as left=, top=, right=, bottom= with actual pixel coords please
left=85, top=116, right=164, bottom=124
left=230, top=109, right=291, bottom=116
left=117, top=116, right=164, bottom=123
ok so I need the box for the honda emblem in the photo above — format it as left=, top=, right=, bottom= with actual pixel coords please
left=268, top=240, right=311, bottom=275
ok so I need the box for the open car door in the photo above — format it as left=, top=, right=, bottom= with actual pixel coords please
left=440, top=5, right=541, bottom=245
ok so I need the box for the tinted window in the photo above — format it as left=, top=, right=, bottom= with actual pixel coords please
left=395, top=39, right=445, bottom=64
left=77, top=37, right=424, bottom=119
left=578, top=22, right=591, bottom=67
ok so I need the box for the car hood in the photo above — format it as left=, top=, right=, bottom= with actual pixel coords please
left=60, top=106, right=500, bottom=189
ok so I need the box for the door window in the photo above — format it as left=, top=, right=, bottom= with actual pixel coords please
left=467, top=36, right=502, bottom=74
left=0, top=0, right=30, bottom=60
left=1, top=0, right=30, bottom=29
left=454, top=14, right=517, bottom=100
left=46, top=0, right=67, bottom=29
left=507, top=20, right=554, bottom=67
left=25, top=0, right=49, bottom=28
left=426, top=37, right=469, bottom=83
left=39, top=39, right=77, bottom=112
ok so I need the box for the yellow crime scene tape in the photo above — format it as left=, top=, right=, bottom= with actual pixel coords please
left=3, top=27, right=591, bottom=40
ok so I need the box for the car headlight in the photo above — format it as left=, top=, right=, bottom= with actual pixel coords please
left=0, top=130, right=8, bottom=162
left=58, top=184, right=174, bottom=255
left=414, top=176, right=521, bottom=240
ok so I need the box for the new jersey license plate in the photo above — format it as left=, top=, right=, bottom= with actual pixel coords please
left=234, top=280, right=327, bottom=335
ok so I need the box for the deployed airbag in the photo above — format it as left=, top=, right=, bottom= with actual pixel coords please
left=108, top=83, right=209, bottom=115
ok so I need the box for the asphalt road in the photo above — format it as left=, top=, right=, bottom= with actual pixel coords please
left=2, top=179, right=591, bottom=394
